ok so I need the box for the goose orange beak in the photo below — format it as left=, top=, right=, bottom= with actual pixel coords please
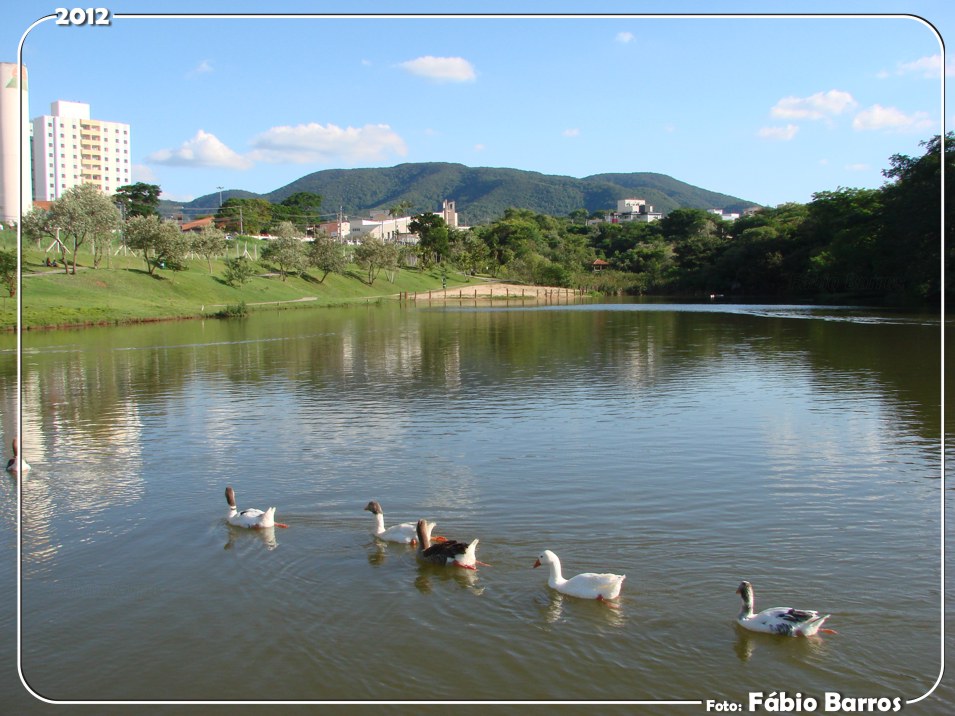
left=533, top=559, right=541, bottom=568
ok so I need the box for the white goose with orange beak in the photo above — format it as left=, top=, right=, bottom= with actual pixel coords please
left=533, top=550, right=625, bottom=601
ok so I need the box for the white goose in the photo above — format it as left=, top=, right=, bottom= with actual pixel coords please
left=736, top=580, right=834, bottom=636
left=225, top=486, right=286, bottom=529
left=415, top=519, right=480, bottom=569
left=533, top=550, right=625, bottom=601
left=5, top=438, right=30, bottom=474
left=364, top=500, right=419, bottom=544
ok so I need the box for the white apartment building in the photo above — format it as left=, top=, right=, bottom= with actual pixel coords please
left=31, top=100, right=132, bottom=201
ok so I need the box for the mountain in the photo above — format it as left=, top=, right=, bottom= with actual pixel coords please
left=171, top=162, right=760, bottom=225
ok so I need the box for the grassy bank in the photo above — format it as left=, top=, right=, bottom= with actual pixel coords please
left=1, top=230, right=476, bottom=330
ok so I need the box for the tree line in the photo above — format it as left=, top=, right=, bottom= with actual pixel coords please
left=6, top=133, right=947, bottom=305
left=459, top=133, right=946, bottom=305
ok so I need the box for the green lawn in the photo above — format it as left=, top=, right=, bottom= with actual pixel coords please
left=1, top=230, right=475, bottom=330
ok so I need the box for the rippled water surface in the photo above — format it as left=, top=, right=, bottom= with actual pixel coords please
left=0, top=301, right=947, bottom=712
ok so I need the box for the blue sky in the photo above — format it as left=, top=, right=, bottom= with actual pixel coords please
left=5, top=1, right=951, bottom=211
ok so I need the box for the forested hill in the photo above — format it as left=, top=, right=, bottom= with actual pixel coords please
left=180, top=163, right=759, bottom=225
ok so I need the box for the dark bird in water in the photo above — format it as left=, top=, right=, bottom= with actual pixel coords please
left=415, top=519, right=479, bottom=569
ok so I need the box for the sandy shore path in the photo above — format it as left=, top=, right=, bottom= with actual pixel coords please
left=398, top=281, right=586, bottom=302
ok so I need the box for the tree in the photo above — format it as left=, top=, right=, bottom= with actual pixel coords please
left=482, top=213, right=543, bottom=268
left=389, top=200, right=414, bottom=218
left=271, top=191, right=324, bottom=230
left=125, top=215, right=190, bottom=275
left=353, top=236, right=397, bottom=285
left=307, top=233, right=347, bottom=282
left=409, top=212, right=450, bottom=266
left=879, top=133, right=949, bottom=302
left=223, top=256, right=256, bottom=286
left=261, top=223, right=306, bottom=280
left=22, top=206, right=56, bottom=250
left=114, top=183, right=161, bottom=218
left=449, top=230, right=490, bottom=275
left=50, top=183, right=121, bottom=274
left=0, top=249, right=16, bottom=298
left=568, top=208, right=589, bottom=224
left=802, top=187, right=884, bottom=293
left=216, top=197, right=272, bottom=235
left=191, top=225, right=227, bottom=274
left=661, top=208, right=726, bottom=289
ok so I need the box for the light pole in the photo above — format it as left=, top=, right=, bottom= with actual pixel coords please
left=217, top=186, right=224, bottom=208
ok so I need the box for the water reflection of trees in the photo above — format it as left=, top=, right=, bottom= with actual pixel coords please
left=7, top=304, right=941, bottom=474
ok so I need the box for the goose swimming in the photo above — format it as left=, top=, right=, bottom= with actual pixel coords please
left=225, top=486, right=287, bottom=529
left=736, top=580, right=833, bottom=636
left=415, top=519, right=479, bottom=569
left=364, top=500, right=419, bottom=544
left=533, top=550, right=625, bottom=601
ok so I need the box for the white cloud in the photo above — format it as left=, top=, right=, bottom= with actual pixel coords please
left=398, top=56, right=476, bottom=83
left=852, top=104, right=934, bottom=132
left=131, top=163, right=157, bottom=183
left=248, top=122, right=407, bottom=164
left=616, top=32, right=634, bottom=43
left=187, top=59, right=213, bottom=77
left=892, top=54, right=944, bottom=79
left=770, top=90, right=857, bottom=120
left=157, top=190, right=196, bottom=202
left=757, top=124, right=799, bottom=141
left=148, top=130, right=253, bottom=170
left=562, top=128, right=580, bottom=138
left=473, top=143, right=486, bottom=152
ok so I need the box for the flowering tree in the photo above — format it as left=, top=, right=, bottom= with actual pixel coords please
left=49, top=183, right=121, bottom=274
left=191, top=225, right=227, bottom=274
left=125, top=215, right=190, bottom=276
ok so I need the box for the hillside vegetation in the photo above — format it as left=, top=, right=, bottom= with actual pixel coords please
left=172, top=163, right=757, bottom=225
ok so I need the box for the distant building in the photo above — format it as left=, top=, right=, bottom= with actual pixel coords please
left=347, top=215, right=415, bottom=244
left=607, top=198, right=662, bottom=223
left=0, top=62, right=31, bottom=224
left=31, top=100, right=132, bottom=202
left=708, top=208, right=740, bottom=221
left=317, top=219, right=349, bottom=241
left=180, top=217, right=215, bottom=233
left=442, top=199, right=458, bottom=228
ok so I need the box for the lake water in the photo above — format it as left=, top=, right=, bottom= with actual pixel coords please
left=0, top=300, right=949, bottom=713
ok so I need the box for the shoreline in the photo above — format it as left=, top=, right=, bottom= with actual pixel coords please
left=7, top=280, right=586, bottom=333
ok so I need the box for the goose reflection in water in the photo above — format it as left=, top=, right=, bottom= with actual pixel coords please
left=539, top=590, right=627, bottom=627
left=224, top=524, right=278, bottom=551
left=414, top=564, right=482, bottom=595
left=733, top=625, right=832, bottom=663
